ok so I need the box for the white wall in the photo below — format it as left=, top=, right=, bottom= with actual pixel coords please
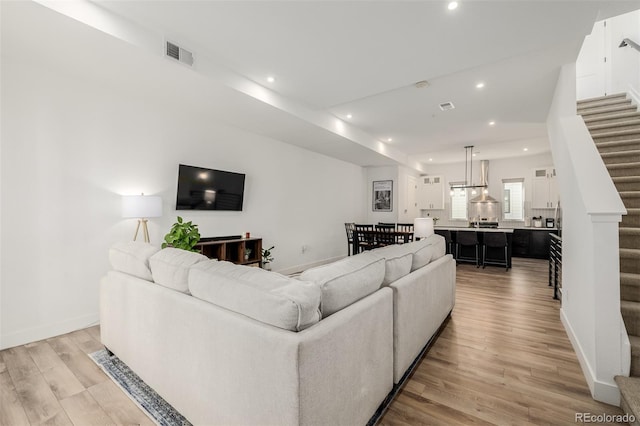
left=548, top=63, right=628, bottom=405
left=1, top=47, right=366, bottom=349
left=577, top=9, right=640, bottom=100
left=416, top=152, right=555, bottom=226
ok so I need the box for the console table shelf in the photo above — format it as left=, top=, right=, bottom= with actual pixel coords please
left=195, top=237, right=262, bottom=267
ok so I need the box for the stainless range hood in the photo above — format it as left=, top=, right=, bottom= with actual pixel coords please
left=470, top=160, right=498, bottom=203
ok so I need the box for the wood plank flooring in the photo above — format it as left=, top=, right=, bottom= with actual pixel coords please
left=0, top=258, right=622, bottom=425
left=380, top=258, right=622, bottom=425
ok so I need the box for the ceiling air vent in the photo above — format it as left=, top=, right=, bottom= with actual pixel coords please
left=439, top=101, right=455, bottom=111
left=166, top=41, right=194, bottom=67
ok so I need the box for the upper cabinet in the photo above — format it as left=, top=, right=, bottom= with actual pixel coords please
left=531, top=167, right=559, bottom=209
left=417, top=175, right=445, bottom=210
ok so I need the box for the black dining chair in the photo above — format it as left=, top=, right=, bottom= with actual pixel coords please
left=344, top=223, right=355, bottom=256
left=375, top=224, right=397, bottom=247
left=354, top=224, right=376, bottom=252
left=482, top=232, right=510, bottom=271
left=455, top=231, right=480, bottom=267
left=396, top=223, right=414, bottom=243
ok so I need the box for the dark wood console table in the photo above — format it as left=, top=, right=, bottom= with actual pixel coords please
left=195, top=237, right=262, bottom=267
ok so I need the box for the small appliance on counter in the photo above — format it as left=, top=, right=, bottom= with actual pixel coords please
left=532, top=216, right=543, bottom=228
left=524, top=217, right=531, bottom=227
left=546, top=218, right=555, bottom=228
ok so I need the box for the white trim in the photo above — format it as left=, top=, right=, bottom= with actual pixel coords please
left=561, top=308, right=621, bottom=405
left=0, top=313, right=99, bottom=350
left=628, top=84, right=640, bottom=107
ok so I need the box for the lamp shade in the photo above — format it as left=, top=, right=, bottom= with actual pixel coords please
left=122, top=195, right=163, bottom=218
left=413, top=217, right=434, bottom=240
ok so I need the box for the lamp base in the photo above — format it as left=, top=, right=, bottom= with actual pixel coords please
left=133, top=219, right=150, bottom=243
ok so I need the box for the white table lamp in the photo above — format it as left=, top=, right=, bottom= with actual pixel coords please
left=122, top=194, right=163, bottom=243
left=413, top=217, right=434, bottom=240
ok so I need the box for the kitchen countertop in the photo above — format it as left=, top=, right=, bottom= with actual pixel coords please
left=434, top=226, right=559, bottom=233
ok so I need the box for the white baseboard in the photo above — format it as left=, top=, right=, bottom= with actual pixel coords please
left=561, top=308, right=621, bottom=406
left=0, top=313, right=99, bottom=350
left=628, top=85, right=640, bottom=107
left=276, top=255, right=346, bottom=276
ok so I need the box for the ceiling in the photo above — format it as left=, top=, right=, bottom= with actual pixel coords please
left=7, top=1, right=640, bottom=167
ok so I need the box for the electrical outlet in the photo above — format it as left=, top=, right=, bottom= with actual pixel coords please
left=301, top=245, right=308, bottom=254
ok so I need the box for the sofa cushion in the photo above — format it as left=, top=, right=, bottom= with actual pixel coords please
left=108, top=241, right=160, bottom=281
left=369, top=245, right=413, bottom=285
left=188, top=261, right=321, bottom=331
left=404, top=235, right=446, bottom=271
left=299, top=251, right=385, bottom=317
left=149, top=248, right=208, bottom=293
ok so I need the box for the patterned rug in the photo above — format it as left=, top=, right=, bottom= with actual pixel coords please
left=90, top=349, right=191, bottom=426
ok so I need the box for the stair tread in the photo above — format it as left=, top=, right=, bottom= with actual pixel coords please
left=588, top=120, right=640, bottom=131
left=629, top=335, right=640, bottom=347
left=615, top=177, right=640, bottom=183
left=621, top=227, right=640, bottom=234
left=578, top=93, right=627, bottom=104
left=584, top=112, right=640, bottom=123
left=580, top=104, right=637, bottom=117
left=621, top=248, right=640, bottom=258
left=601, top=150, right=640, bottom=157
left=621, top=191, right=640, bottom=197
left=615, top=375, right=640, bottom=420
left=623, top=272, right=640, bottom=281
left=592, top=129, right=640, bottom=138
left=607, top=162, right=640, bottom=169
left=597, top=137, right=640, bottom=147
left=578, top=98, right=631, bottom=110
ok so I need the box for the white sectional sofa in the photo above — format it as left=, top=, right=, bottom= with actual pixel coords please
left=100, top=235, right=455, bottom=425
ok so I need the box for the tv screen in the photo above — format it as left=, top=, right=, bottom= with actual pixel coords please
left=176, top=164, right=245, bottom=211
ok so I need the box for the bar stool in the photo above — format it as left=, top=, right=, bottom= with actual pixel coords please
left=455, top=231, right=480, bottom=267
left=435, top=229, right=454, bottom=257
left=482, top=232, right=509, bottom=271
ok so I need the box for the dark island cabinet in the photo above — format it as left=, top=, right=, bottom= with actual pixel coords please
left=512, top=229, right=557, bottom=259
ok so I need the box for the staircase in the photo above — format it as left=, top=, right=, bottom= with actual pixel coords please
left=578, top=93, right=640, bottom=421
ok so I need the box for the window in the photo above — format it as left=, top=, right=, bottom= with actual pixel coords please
left=450, top=183, right=468, bottom=220
left=502, top=178, right=525, bottom=221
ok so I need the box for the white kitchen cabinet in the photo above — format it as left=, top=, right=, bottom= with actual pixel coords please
left=532, top=167, right=559, bottom=208
left=417, top=175, right=444, bottom=210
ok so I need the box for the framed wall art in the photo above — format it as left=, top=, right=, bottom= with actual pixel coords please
left=372, top=180, right=393, bottom=212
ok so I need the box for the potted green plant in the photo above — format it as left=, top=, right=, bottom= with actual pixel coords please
left=261, top=245, right=275, bottom=270
left=162, top=216, right=201, bottom=252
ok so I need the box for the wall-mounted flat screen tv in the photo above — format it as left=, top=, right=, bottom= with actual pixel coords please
left=176, top=164, right=245, bottom=211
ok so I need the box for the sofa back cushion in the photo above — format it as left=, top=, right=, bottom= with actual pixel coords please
left=188, top=261, right=321, bottom=331
left=109, top=241, right=160, bottom=281
left=369, top=245, right=413, bottom=285
left=403, top=235, right=446, bottom=271
left=299, top=252, right=385, bottom=317
left=149, top=248, right=208, bottom=293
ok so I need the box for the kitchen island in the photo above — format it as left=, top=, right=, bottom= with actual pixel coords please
left=435, top=226, right=559, bottom=263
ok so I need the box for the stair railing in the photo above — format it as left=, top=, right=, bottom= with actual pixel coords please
left=619, top=38, right=640, bottom=53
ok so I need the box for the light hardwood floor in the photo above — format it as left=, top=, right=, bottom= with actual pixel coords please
left=380, top=258, right=622, bottom=425
left=0, top=258, right=622, bottom=425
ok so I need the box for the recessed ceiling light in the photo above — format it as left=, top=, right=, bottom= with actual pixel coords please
left=387, top=138, right=393, bottom=142
left=472, top=153, right=476, bottom=157
left=489, top=121, right=496, bottom=126
left=429, top=158, right=433, bottom=162
left=523, top=148, right=529, bottom=151
left=476, top=82, right=485, bottom=89
left=346, top=114, right=353, bottom=119
left=448, top=1, right=459, bottom=10
left=267, top=76, right=275, bottom=83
